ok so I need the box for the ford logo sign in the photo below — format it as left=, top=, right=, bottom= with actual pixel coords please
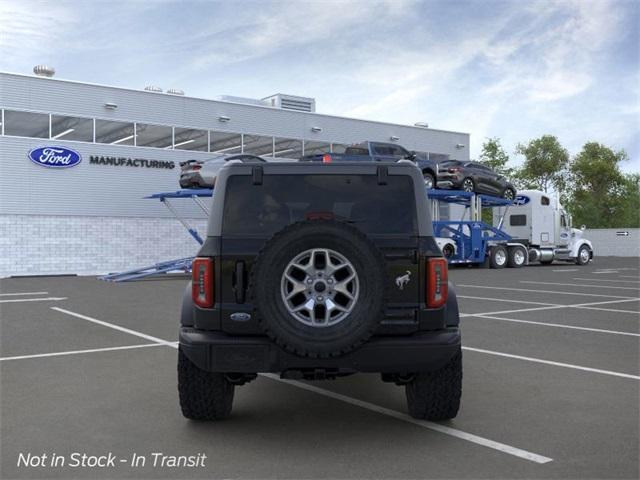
left=513, top=195, right=530, bottom=206
left=28, top=146, right=82, bottom=169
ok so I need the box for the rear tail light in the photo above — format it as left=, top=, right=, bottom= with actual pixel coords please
left=322, top=154, right=332, bottom=163
left=192, top=257, right=214, bottom=308
left=426, top=258, right=448, bottom=308
left=192, top=165, right=202, bottom=171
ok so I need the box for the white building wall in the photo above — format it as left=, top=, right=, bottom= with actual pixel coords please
left=584, top=228, right=640, bottom=258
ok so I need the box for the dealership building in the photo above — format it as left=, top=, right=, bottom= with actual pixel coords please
left=0, top=70, right=470, bottom=278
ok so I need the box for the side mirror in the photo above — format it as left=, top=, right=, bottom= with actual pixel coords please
left=405, top=150, right=417, bottom=161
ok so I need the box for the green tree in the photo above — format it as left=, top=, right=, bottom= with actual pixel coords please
left=565, top=142, right=638, bottom=228
left=479, top=137, right=514, bottom=177
left=515, top=135, right=569, bottom=193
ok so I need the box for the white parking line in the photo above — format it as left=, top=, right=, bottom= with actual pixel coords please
left=460, top=298, right=640, bottom=317
left=572, top=278, right=639, bottom=284
left=262, top=373, right=553, bottom=464
left=0, top=343, right=166, bottom=362
left=465, top=314, right=640, bottom=337
left=621, top=275, right=640, bottom=279
left=462, top=347, right=640, bottom=380
left=456, top=284, right=637, bottom=299
left=0, top=291, right=49, bottom=296
left=0, top=297, right=67, bottom=304
left=593, top=271, right=620, bottom=274
left=521, top=281, right=639, bottom=291
left=458, top=295, right=557, bottom=306
left=577, top=306, right=640, bottom=315
left=51, top=307, right=176, bottom=347
left=552, top=269, right=579, bottom=272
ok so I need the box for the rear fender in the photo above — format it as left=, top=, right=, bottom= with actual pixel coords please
left=181, top=281, right=194, bottom=326
left=445, top=281, right=459, bottom=327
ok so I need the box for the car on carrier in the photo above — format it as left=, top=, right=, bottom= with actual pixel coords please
left=437, top=160, right=517, bottom=200
left=300, top=141, right=440, bottom=189
left=179, top=154, right=265, bottom=189
left=178, top=160, right=462, bottom=421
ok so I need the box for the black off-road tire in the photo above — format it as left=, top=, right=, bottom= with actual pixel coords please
left=406, top=349, right=462, bottom=420
left=252, top=220, right=386, bottom=358
left=489, top=245, right=508, bottom=269
left=178, top=348, right=234, bottom=420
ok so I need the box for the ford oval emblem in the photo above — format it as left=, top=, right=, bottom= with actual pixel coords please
left=513, top=195, right=530, bottom=206
left=28, top=146, right=82, bottom=169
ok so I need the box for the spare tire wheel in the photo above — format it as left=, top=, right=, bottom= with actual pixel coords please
left=252, top=220, right=386, bottom=358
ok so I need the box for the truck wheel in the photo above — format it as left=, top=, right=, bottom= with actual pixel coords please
left=489, top=245, right=507, bottom=269
left=423, top=172, right=435, bottom=190
left=442, top=244, right=455, bottom=259
left=406, top=349, right=462, bottom=420
left=507, top=246, right=526, bottom=268
left=575, top=245, right=591, bottom=265
left=178, top=348, right=234, bottom=420
left=252, top=220, right=386, bottom=358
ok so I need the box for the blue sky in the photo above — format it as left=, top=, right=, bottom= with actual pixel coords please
left=1, top=0, right=638, bottom=171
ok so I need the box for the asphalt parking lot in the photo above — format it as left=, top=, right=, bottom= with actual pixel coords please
left=1, top=257, right=638, bottom=479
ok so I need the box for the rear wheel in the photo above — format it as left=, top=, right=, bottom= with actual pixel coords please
left=461, top=177, right=475, bottom=193
left=489, top=245, right=508, bottom=269
left=423, top=171, right=435, bottom=190
left=252, top=220, right=386, bottom=358
left=507, top=246, right=526, bottom=268
left=442, top=243, right=455, bottom=259
left=178, top=348, right=235, bottom=420
left=503, top=187, right=516, bottom=201
left=406, top=349, right=462, bottom=420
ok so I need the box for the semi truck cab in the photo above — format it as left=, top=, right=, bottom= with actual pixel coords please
left=494, top=190, right=593, bottom=265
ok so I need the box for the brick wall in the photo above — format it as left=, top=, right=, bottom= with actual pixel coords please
left=0, top=215, right=207, bottom=277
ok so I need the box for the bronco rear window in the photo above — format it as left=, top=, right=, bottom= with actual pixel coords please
left=222, top=174, right=416, bottom=236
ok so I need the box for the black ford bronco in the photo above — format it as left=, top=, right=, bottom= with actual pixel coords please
left=179, top=160, right=462, bottom=421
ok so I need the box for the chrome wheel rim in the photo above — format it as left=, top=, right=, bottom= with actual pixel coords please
left=462, top=179, right=474, bottom=192
left=424, top=175, right=434, bottom=189
left=281, top=248, right=359, bottom=327
left=495, top=249, right=506, bottom=265
left=580, top=248, right=590, bottom=263
left=514, top=249, right=525, bottom=265
left=504, top=189, right=514, bottom=200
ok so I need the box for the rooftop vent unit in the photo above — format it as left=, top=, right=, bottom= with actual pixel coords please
left=144, top=85, right=163, bottom=93
left=262, top=94, right=316, bottom=113
left=167, top=88, right=184, bottom=95
left=33, top=65, right=55, bottom=77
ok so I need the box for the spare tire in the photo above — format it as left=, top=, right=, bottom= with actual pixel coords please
left=252, top=220, right=386, bottom=358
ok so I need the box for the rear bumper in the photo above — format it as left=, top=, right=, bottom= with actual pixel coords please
left=179, top=327, right=461, bottom=374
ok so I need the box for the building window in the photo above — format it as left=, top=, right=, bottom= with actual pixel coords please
left=135, top=123, right=173, bottom=148
left=274, top=137, right=303, bottom=159
left=243, top=134, right=274, bottom=157
left=51, top=114, right=93, bottom=142
left=3, top=110, right=49, bottom=138
left=331, top=143, right=348, bottom=154
left=173, top=127, right=208, bottom=151
left=304, top=140, right=331, bottom=156
left=210, top=131, right=242, bottom=154
left=95, top=119, right=135, bottom=145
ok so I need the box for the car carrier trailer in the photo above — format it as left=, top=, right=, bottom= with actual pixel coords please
left=429, top=188, right=594, bottom=267
left=429, top=189, right=528, bottom=268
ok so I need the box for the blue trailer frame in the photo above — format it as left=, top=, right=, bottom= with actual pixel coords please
left=100, top=189, right=213, bottom=282
left=427, top=189, right=514, bottom=265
